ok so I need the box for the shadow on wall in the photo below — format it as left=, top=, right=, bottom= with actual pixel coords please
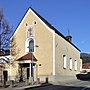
left=76, top=72, right=90, bottom=81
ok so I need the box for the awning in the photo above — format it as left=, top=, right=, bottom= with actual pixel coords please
left=17, top=53, right=37, bottom=61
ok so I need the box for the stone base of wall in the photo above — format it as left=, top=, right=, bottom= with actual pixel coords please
left=5, top=75, right=77, bottom=83
left=38, top=75, right=77, bottom=83
left=55, top=75, right=77, bottom=82
left=38, top=75, right=55, bottom=83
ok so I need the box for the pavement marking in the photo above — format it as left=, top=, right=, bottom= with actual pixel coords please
left=81, top=87, right=87, bottom=90
left=81, top=86, right=90, bottom=90
left=63, top=81, right=85, bottom=86
left=66, top=81, right=90, bottom=87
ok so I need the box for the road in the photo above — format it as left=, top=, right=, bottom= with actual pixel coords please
left=25, top=80, right=90, bottom=90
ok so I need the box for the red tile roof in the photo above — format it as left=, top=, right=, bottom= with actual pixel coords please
left=82, top=63, right=90, bottom=69
left=17, top=53, right=37, bottom=61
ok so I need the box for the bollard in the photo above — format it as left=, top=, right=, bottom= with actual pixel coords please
left=25, top=79, right=29, bottom=85
left=46, top=77, right=48, bottom=83
left=37, top=78, right=40, bottom=84
left=29, top=77, right=32, bottom=84
left=11, top=80, right=14, bottom=87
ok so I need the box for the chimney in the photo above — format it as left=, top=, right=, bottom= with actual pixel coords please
left=66, top=30, right=72, bottom=42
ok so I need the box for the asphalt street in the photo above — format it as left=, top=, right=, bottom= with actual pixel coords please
left=25, top=80, right=90, bottom=90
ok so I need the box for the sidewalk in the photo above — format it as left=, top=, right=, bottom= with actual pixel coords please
left=12, top=79, right=81, bottom=90
left=0, top=82, right=52, bottom=90
left=53, top=79, right=81, bottom=85
left=13, top=83, right=51, bottom=90
left=0, top=79, right=81, bottom=90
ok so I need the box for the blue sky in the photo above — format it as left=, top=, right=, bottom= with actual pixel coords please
left=0, top=0, right=90, bottom=53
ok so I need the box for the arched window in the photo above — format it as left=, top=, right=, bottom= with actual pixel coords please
left=28, top=39, right=34, bottom=53
left=63, top=55, right=67, bottom=69
left=74, top=60, right=77, bottom=71
left=70, top=58, right=72, bottom=70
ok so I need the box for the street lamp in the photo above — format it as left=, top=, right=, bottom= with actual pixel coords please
left=31, top=51, right=34, bottom=85
left=28, top=44, right=38, bottom=85
left=28, top=40, right=34, bottom=84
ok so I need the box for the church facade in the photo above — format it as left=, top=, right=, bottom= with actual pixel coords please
left=10, top=8, right=81, bottom=82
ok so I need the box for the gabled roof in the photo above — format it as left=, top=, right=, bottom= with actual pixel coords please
left=12, top=7, right=80, bottom=52
left=30, top=7, right=80, bottom=52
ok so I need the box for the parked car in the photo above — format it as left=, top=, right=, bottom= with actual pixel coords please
left=76, top=72, right=90, bottom=80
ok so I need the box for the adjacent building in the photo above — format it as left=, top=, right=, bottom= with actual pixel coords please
left=10, top=7, right=81, bottom=82
left=0, top=49, right=10, bottom=81
left=81, top=53, right=90, bottom=72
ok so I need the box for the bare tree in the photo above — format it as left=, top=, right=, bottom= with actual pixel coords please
left=10, top=36, right=20, bottom=65
left=0, top=8, right=12, bottom=87
left=0, top=8, right=12, bottom=50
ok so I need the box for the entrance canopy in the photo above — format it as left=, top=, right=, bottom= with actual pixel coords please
left=17, top=53, right=37, bottom=61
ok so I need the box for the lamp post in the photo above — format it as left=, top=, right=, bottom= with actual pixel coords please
left=29, top=45, right=38, bottom=85
left=31, top=51, right=34, bottom=85
left=31, top=45, right=38, bottom=84
left=28, top=43, right=34, bottom=85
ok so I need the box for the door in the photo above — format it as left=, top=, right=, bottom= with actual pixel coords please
left=27, top=68, right=30, bottom=79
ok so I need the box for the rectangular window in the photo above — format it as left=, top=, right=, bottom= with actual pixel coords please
left=63, top=55, right=67, bottom=69
left=75, top=60, right=77, bottom=71
left=70, top=58, right=72, bottom=70
left=80, top=59, right=82, bottom=71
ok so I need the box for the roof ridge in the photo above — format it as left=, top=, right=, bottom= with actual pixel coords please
left=11, top=7, right=80, bottom=52
left=30, top=7, right=80, bottom=52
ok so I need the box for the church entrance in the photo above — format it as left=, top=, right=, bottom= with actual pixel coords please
left=17, top=53, right=37, bottom=82
left=19, top=62, right=37, bottom=82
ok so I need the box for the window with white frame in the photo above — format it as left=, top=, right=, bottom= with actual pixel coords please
left=74, top=60, right=77, bottom=71
left=70, top=58, right=72, bottom=70
left=63, top=55, right=67, bottom=69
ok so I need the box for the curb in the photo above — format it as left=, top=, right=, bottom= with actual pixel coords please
left=13, top=83, right=52, bottom=90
